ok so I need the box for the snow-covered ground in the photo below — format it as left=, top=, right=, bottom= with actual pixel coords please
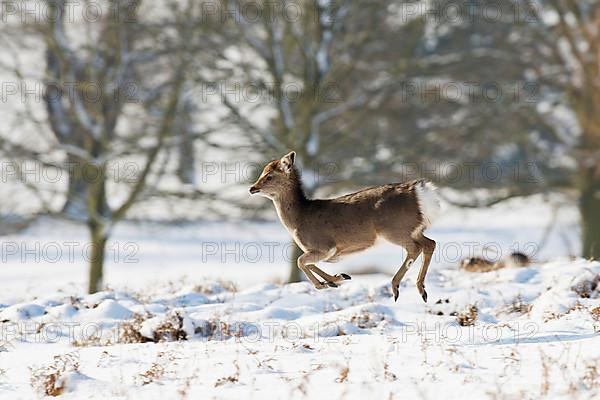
left=0, top=194, right=599, bottom=399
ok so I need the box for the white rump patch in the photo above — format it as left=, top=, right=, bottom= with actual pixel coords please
left=415, top=181, right=441, bottom=228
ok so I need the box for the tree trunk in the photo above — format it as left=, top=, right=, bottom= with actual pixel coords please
left=177, top=128, right=196, bottom=185
left=288, top=242, right=303, bottom=283
left=580, top=165, right=600, bottom=260
left=86, top=160, right=109, bottom=294
left=88, top=227, right=107, bottom=293
left=176, top=99, right=196, bottom=185
left=62, top=154, right=87, bottom=218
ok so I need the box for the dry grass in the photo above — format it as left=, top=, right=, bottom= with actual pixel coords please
left=30, top=353, right=80, bottom=397
left=193, top=280, right=237, bottom=295
left=137, top=351, right=183, bottom=385
left=73, top=313, right=151, bottom=347
left=74, top=310, right=191, bottom=346
left=348, top=310, right=387, bottom=329
left=383, top=362, right=397, bottom=381
left=336, top=366, right=350, bottom=383
left=456, top=305, right=478, bottom=327
left=539, top=352, right=551, bottom=396
left=117, top=314, right=151, bottom=344
left=214, top=360, right=240, bottom=387
left=138, top=350, right=186, bottom=386
left=177, top=368, right=200, bottom=399
left=501, top=295, right=532, bottom=315
left=591, top=306, right=600, bottom=321
left=139, top=362, right=165, bottom=386
left=572, top=274, right=600, bottom=298
left=153, top=311, right=188, bottom=342
left=583, top=363, right=599, bottom=390
left=73, top=311, right=243, bottom=345
left=195, top=319, right=238, bottom=341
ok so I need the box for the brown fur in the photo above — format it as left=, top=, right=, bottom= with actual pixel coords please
left=250, top=151, right=438, bottom=302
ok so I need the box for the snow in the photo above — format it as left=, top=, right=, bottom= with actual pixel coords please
left=0, top=194, right=598, bottom=398
left=1, top=260, right=599, bottom=398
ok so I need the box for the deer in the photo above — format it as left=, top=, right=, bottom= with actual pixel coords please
left=249, top=151, right=440, bottom=302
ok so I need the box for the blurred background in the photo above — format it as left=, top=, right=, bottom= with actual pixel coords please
left=0, top=0, right=598, bottom=295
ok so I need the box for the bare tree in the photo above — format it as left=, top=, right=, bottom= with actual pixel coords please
left=0, top=0, right=218, bottom=292
left=534, top=0, right=600, bottom=259
left=369, top=0, right=600, bottom=258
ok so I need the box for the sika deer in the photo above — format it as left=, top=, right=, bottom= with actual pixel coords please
left=249, top=151, right=440, bottom=302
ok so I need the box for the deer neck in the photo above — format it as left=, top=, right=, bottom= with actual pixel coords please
left=272, top=183, right=308, bottom=232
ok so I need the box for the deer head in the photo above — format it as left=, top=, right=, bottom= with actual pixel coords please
left=249, top=151, right=298, bottom=199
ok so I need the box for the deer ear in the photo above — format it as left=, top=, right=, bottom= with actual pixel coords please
left=280, top=151, right=296, bottom=173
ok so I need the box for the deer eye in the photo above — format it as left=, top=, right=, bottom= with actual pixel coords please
left=266, top=175, right=273, bottom=181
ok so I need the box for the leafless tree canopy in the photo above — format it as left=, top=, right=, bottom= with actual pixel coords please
left=0, top=0, right=599, bottom=290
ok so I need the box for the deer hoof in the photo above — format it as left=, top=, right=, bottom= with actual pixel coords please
left=392, top=284, right=399, bottom=302
left=339, top=273, right=351, bottom=280
left=326, top=281, right=339, bottom=288
left=420, top=289, right=428, bottom=303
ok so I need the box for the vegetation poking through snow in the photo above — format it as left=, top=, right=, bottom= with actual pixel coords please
left=572, top=274, right=600, bottom=298
left=1, top=260, right=599, bottom=398
left=30, top=353, right=80, bottom=397
left=456, top=305, right=478, bottom=327
left=214, top=360, right=240, bottom=387
left=501, top=295, right=532, bottom=315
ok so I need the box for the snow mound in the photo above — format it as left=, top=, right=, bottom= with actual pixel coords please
left=1, top=261, right=599, bottom=399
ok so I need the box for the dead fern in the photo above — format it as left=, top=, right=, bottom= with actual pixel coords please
left=117, top=314, right=151, bottom=344
left=193, top=280, right=237, bottom=295
left=456, top=305, right=478, bottom=327
left=30, top=353, right=80, bottom=397
left=137, top=351, right=182, bottom=385
left=152, top=311, right=188, bottom=342
left=116, top=311, right=188, bottom=344
left=349, top=311, right=386, bottom=329
left=195, top=319, right=240, bottom=341
left=337, top=366, right=350, bottom=383
left=139, top=362, right=166, bottom=385
left=502, top=295, right=532, bottom=315
left=572, top=274, right=600, bottom=298
left=591, top=306, right=600, bottom=321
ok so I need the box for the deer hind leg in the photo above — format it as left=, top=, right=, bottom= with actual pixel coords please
left=297, top=250, right=344, bottom=289
left=414, top=234, right=436, bottom=303
left=390, top=241, right=422, bottom=302
left=307, top=265, right=351, bottom=287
